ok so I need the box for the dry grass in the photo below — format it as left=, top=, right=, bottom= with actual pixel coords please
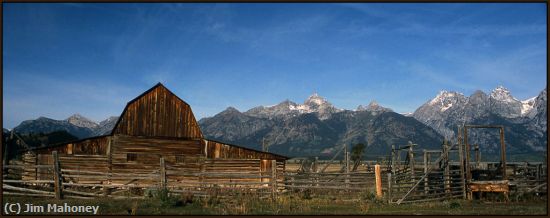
left=3, top=190, right=546, bottom=215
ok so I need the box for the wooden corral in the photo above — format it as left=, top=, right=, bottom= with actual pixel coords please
left=21, top=83, right=287, bottom=191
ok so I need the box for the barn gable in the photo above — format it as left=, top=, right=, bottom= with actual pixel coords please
left=112, top=83, right=203, bottom=139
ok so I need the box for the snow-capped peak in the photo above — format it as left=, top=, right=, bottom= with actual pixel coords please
left=66, top=114, right=99, bottom=128
left=490, top=85, right=519, bottom=102
left=356, top=100, right=393, bottom=114
left=100, top=116, right=119, bottom=125
left=401, top=112, right=413, bottom=117
left=521, top=96, right=537, bottom=116
left=429, top=90, right=466, bottom=112
left=304, top=92, right=329, bottom=106
left=368, top=100, right=379, bottom=107
left=244, top=93, right=341, bottom=119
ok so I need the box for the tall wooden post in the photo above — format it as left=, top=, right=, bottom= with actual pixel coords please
left=408, top=142, right=415, bottom=184
left=313, top=157, right=319, bottom=187
left=52, top=151, right=63, bottom=199
left=443, top=140, right=450, bottom=195
left=464, top=126, right=472, bottom=200
left=457, top=126, right=466, bottom=199
left=391, top=145, right=396, bottom=175
left=499, top=127, right=507, bottom=180
left=104, top=137, right=113, bottom=196
left=345, top=152, right=350, bottom=189
left=313, top=157, right=318, bottom=173
left=375, top=164, right=382, bottom=199
left=271, top=160, right=277, bottom=200
left=423, top=150, right=428, bottom=195
left=474, top=144, right=480, bottom=169
left=387, top=173, right=392, bottom=203
left=3, top=131, right=11, bottom=166
left=537, top=164, right=542, bottom=182
left=160, top=157, right=166, bottom=189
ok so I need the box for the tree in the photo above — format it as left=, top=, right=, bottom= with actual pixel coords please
left=351, top=143, right=366, bottom=171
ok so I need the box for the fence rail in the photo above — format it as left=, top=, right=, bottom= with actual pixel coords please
left=3, top=151, right=546, bottom=202
left=2, top=152, right=282, bottom=200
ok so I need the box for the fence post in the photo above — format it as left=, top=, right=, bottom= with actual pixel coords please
left=199, top=158, right=206, bottom=190
left=35, top=154, right=38, bottom=180
left=537, top=164, right=542, bottom=182
left=391, top=145, right=396, bottom=175
left=104, top=137, right=113, bottom=196
left=375, top=164, right=382, bottom=199
left=408, top=142, right=415, bottom=184
left=443, top=141, right=450, bottom=196
left=271, top=160, right=277, bottom=200
left=160, top=157, right=166, bottom=189
left=345, top=152, right=350, bottom=189
left=423, top=150, right=428, bottom=195
left=457, top=126, right=466, bottom=199
left=313, top=157, right=318, bottom=172
left=387, top=173, right=392, bottom=203
left=313, top=157, right=319, bottom=187
left=52, top=151, right=63, bottom=199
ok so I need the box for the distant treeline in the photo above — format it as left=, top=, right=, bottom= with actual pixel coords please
left=3, top=130, right=78, bottom=161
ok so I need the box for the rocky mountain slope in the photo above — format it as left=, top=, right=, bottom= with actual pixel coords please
left=10, top=86, right=546, bottom=158
left=413, top=86, right=547, bottom=155
left=244, top=93, right=342, bottom=120
left=200, top=94, right=444, bottom=157
left=13, top=115, right=119, bottom=139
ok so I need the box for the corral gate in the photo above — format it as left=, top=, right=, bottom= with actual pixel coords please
left=388, top=141, right=466, bottom=204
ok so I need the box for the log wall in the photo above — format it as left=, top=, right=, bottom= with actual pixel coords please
left=32, top=136, right=110, bottom=156
left=204, top=140, right=286, bottom=160
left=110, top=135, right=203, bottom=185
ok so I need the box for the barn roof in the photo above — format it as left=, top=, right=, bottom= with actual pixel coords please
left=110, top=82, right=194, bottom=136
left=111, top=82, right=203, bottom=138
left=205, top=138, right=288, bottom=160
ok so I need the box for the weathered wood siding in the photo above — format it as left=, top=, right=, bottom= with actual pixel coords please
left=32, top=136, right=110, bottom=156
left=166, top=156, right=203, bottom=188
left=58, top=154, right=110, bottom=184
left=204, top=159, right=262, bottom=185
left=22, top=153, right=38, bottom=181
left=204, top=140, right=286, bottom=161
left=110, top=135, right=203, bottom=185
left=69, top=137, right=109, bottom=155
left=113, top=85, right=203, bottom=139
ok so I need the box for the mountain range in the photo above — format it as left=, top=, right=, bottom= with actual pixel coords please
left=412, top=86, right=547, bottom=154
left=12, top=114, right=118, bottom=139
left=7, top=86, right=547, bottom=159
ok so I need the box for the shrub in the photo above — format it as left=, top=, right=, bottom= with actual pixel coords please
left=301, top=189, right=313, bottom=200
left=449, top=201, right=461, bottom=209
left=154, top=187, right=178, bottom=207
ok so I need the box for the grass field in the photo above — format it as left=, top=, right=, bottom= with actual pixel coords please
left=3, top=192, right=547, bottom=215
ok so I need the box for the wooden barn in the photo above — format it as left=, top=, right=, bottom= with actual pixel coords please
left=22, top=83, right=287, bottom=189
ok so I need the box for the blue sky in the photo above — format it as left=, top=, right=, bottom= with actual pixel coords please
left=3, top=3, right=547, bottom=129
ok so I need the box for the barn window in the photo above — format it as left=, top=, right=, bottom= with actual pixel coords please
left=175, top=153, right=185, bottom=163
left=127, top=153, right=137, bottom=162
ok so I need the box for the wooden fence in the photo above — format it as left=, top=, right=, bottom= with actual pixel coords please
left=388, top=164, right=465, bottom=204
left=508, top=162, right=547, bottom=197
left=3, top=152, right=546, bottom=202
left=3, top=151, right=281, bottom=200
left=281, top=170, right=387, bottom=197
